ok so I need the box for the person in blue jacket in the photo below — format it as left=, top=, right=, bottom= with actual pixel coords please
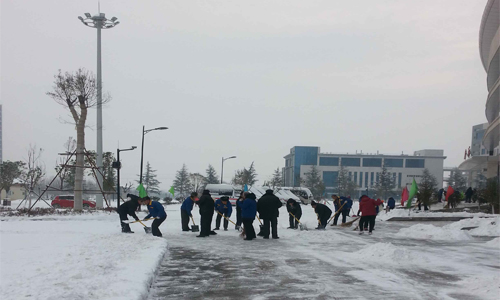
left=386, top=197, right=396, bottom=213
left=143, top=196, right=167, bottom=237
left=181, top=192, right=197, bottom=231
left=240, top=193, right=257, bottom=240
left=214, top=196, right=233, bottom=231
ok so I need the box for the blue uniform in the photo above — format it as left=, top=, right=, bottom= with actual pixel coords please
left=387, top=198, right=396, bottom=209
left=214, top=199, right=232, bottom=217
left=145, top=200, right=167, bottom=219
left=340, top=197, right=353, bottom=211
left=240, top=197, right=257, bottom=219
left=181, top=196, right=194, bottom=217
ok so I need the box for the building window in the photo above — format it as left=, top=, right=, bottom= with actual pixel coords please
left=384, top=158, right=404, bottom=168
left=354, top=172, right=358, bottom=184
left=376, top=172, right=380, bottom=184
left=398, top=172, right=402, bottom=187
left=323, top=171, right=338, bottom=188
left=359, top=172, right=363, bottom=187
left=319, top=157, right=339, bottom=166
left=405, top=159, right=425, bottom=168
left=341, top=157, right=361, bottom=167
left=363, top=158, right=382, bottom=167
left=370, top=172, right=374, bottom=186
left=365, top=172, right=369, bottom=188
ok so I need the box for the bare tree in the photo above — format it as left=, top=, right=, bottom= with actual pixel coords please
left=189, top=173, right=206, bottom=194
left=47, top=69, right=110, bottom=210
left=21, top=145, right=46, bottom=207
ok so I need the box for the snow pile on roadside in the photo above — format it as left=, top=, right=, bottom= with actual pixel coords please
left=0, top=215, right=168, bottom=300
left=377, top=208, right=492, bottom=221
left=485, top=237, right=500, bottom=248
left=349, top=242, right=422, bottom=264
left=395, top=224, right=473, bottom=241
left=444, top=216, right=500, bottom=237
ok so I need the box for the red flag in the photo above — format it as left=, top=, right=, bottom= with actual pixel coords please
left=468, top=146, right=471, bottom=157
left=445, top=186, right=454, bottom=201
left=401, top=186, right=409, bottom=206
left=464, top=149, right=467, bottom=159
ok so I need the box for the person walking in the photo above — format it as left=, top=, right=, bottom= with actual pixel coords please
left=386, top=197, right=396, bottom=213
left=117, top=194, right=147, bottom=233
left=358, top=195, right=383, bottom=235
left=257, top=189, right=282, bottom=239
left=196, top=190, right=215, bottom=238
left=214, top=196, right=233, bottom=231
left=465, top=187, right=473, bottom=203
left=287, top=198, right=302, bottom=229
left=143, top=196, right=167, bottom=237
left=311, top=200, right=332, bottom=230
left=235, top=191, right=246, bottom=230
left=181, top=192, right=197, bottom=231
left=240, top=193, right=257, bottom=240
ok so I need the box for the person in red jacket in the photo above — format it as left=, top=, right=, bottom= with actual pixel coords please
left=357, top=195, right=383, bottom=235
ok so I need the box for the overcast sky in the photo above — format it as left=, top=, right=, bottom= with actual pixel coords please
left=1, top=0, right=489, bottom=190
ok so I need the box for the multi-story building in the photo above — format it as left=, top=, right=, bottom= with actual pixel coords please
left=0, top=104, right=2, bottom=162
left=459, top=0, right=500, bottom=182
left=283, top=146, right=446, bottom=198
left=471, top=123, right=489, bottom=157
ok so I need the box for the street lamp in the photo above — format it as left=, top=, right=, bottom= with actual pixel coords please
left=221, top=156, right=237, bottom=184
left=78, top=11, right=119, bottom=208
left=114, top=146, right=137, bottom=208
left=140, top=126, right=168, bottom=185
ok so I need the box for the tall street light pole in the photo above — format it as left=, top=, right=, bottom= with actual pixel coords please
left=140, top=126, right=168, bottom=185
left=221, top=156, right=236, bottom=184
left=78, top=11, right=119, bottom=208
left=114, top=146, right=137, bottom=208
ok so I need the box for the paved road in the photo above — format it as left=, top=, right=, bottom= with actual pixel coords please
left=147, top=220, right=499, bottom=300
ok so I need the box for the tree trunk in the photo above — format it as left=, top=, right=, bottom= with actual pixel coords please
left=74, top=108, right=87, bottom=211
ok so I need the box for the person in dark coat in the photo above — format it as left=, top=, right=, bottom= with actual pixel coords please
left=437, top=188, right=444, bottom=203
left=311, top=200, right=332, bottom=230
left=465, top=187, right=473, bottom=203
left=257, top=189, right=282, bottom=239
left=339, top=196, right=352, bottom=224
left=117, top=194, right=147, bottom=233
left=385, top=197, right=396, bottom=213
left=214, top=196, right=233, bottom=231
left=143, top=196, right=167, bottom=237
left=196, top=190, right=215, bottom=237
left=181, top=192, right=197, bottom=231
left=286, top=198, right=302, bottom=229
left=235, top=191, right=246, bottom=230
left=240, top=193, right=257, bottom=240
left=358, top=195, right=383, bottom=235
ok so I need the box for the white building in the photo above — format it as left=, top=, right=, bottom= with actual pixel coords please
left=283, top=146, right=446, bottom=198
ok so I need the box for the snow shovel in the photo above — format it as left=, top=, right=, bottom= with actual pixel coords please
left=327, top=202, right=345, bottom=226
left=341, top=217, right=360, bottom=227
left=137, top=220, right=152, bottom=234
left=216, top=211, right=242, bottom=232
left=190, top=216, right=199, bottom=232
left=289, top=212, right=307, bottom=231
left=122, top=218, right=155, bottom=224
left=256, top=215, right=265, bottom=236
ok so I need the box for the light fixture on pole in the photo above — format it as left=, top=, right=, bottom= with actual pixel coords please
left=114, top=146, right=137, bottom=208
left=78, top=11, right=119, bottom=208
left=140, top=126, right=168, bottom=185
left=221, top=156, right=237, bottom=184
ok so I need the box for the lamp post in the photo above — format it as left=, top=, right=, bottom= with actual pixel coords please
left=78, top=11, right=119, bottom=208
left=221, top=156, right=237, bottom=184
left=140, top=126, right=168, bottom=185
left=114, top=146, right=137, bottom=208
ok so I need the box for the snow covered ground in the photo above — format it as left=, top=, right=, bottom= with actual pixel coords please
left=1, top=202, right=499, bottom=300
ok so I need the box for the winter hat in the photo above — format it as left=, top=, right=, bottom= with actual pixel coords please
left=265, top=189, right=274, bottom=194
left=202, top=190, right=210, bottom=195
left=220, top=196, right=229, bottom=202
left=247, top=193, right=257, bottom=200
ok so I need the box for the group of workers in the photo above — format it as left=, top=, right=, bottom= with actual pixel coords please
left=117, top=189, right=391, bottom=238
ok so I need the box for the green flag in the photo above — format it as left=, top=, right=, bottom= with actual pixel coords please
left=136, top=183, right=148, bottom=198
left=168, top=186, right=175, bottom=198
left=406, top=179, right=418, bottom=208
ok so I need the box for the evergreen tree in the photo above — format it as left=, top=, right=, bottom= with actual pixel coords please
left=448, top=168, right=467, bottom=192
left=269, top=167, right=283, bottom=189
left=304, top=165, right=325, bottom=200
left=0, top=161, right=25, bottom=196
left=419, top=168, right=438, bottom=206
left=231, top=162, right=258, bottom=187
left=102, top=152, right=115, bottom=192
left=173, top=164, right=192, bottom=199
left=136, top=162, right=161, bottom=195
left=375, top=164, right=395, bottom=199
left=205, top=164, right=219, bottom=184
left=337, top=165, right=349, bottom=195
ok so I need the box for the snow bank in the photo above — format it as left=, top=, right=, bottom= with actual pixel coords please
left=395, top=224, right=473, bottom=241
left=0, top=213, right=168, bottom=300
left=444, top=216, right=500, bottom=237
left=348, top=242, right=423, bottom=264
left=451, top=274, right=500, bottom=300
left=485, top=237, right=500, bottom=248
left=377, top=208, right=491, bottom=221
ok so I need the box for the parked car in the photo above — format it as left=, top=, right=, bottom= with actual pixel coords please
left=51, top=195, right=96, bottom=209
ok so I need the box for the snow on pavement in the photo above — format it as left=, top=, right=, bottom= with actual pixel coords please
left=0, top=212, right=167, bottom=300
